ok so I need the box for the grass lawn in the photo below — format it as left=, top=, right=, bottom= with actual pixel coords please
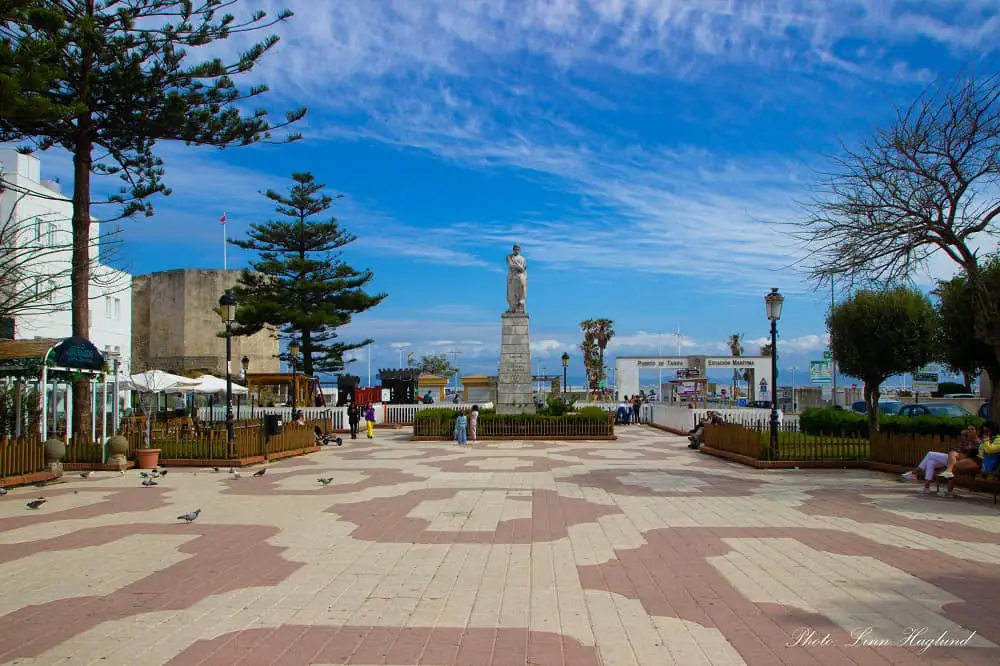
left=752, top=431, right=871, bottom=460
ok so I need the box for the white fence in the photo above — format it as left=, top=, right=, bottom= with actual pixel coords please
left=196, top=402, right=494, bottom=428
left=383, top=402, right=494, bottom=425
left=646, top=405, right=783, bottom=433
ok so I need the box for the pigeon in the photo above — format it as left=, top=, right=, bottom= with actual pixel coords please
left=80, top=471, right=93, bottom=478
left=138, top=471, right=150, bottom=478
left=213, top=466, right=220, bottom=472
left=26, top=498, right=46, bottom=510
left=252, top=468, right=266, bottom=477
left=177, top=509, right=201, bottom=523
left=0, top=487, right=7, bottom=495
left=119, top=470, right=126, bottom=477
left=158, top=470, right=168, bottom=476
left=142, top=478, right=158, bottom=487
left=317, top=477, right=334, bottom=485
left=230, top=470, right=241, bottom=479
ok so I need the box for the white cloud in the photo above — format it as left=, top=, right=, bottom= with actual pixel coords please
left=389, top=341, right=412, bottom=349
left=530, top=339, right=564, bottom=354
left=608, top=330, right=698, bottom=353
left=248, top=1, right=997, bottom=92
left=746, top=333, right=830, bottom=353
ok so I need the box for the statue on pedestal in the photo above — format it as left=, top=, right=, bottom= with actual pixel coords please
left=506, top=244, right=527, bottom=313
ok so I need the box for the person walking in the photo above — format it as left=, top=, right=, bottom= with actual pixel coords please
left=469, top=405, right=479, bottom=442
left=347, top=402, right=360, bottom=439
left=454, top=412, right=468, bottom=446
left=364, top=404, right=376, bottom=439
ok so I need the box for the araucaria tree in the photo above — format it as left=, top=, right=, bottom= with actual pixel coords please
left=795, top=71, right=1000, bottom=419
left=827, top=289, right=938, bottom=433
left=231, top=172, right=387, bottom=375
left=0, top=0, right=305, bottom=440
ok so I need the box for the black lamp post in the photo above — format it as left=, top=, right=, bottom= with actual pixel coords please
left=241, top=355, right=250, bottom=382
left=289, top=339, right=300, bottom=418
left=765, top=287, right=784, bottom=459
left=219, top=290, right=238, bottom=455
left=561, top=352, right=569, bottom=395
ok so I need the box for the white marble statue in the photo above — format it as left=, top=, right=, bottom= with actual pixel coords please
left=506, top=244, right=527, bottom=313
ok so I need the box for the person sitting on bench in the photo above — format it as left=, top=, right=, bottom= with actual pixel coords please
left=936, top=420, right=1000, bottom=497
left=900, top=425, right=979, bottom=494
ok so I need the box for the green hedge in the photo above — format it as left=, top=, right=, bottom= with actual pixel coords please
left=800, top=407, right=983, bottom=437
left=413, top=408, right=613, bottom=439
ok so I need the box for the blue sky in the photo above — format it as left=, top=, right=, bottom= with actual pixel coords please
left=19, top=0, right=1000, bottom=388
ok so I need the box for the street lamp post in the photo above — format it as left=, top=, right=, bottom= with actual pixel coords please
left=561, top=352, right=569, bottom=395
left=764, top=287, right=784, bottom=460
left=241, top=355, right=250, bottom=420
left=289, top=340, right=300, bottom=419
left=219, top=290, right=238, bottom=456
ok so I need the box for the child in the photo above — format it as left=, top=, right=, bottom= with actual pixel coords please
left=454, top=412, right=468, bottom=446
left=364, top=404, right=375, bottom=439
left=469, top=405, right=479, bottom=442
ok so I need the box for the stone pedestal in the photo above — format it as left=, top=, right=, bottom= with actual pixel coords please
left=497, top=312, right=534, bottom=415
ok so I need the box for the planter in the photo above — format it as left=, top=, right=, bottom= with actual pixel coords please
left=136, top=448, right=161, bottom=469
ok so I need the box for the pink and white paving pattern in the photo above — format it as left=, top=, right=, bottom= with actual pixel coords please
left=1, top=427, right=999, bottom=665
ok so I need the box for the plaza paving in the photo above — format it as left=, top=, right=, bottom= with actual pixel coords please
left=1, top=427, right=1000, bottom=665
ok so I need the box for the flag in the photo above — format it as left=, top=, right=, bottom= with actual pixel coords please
left=219, top=212, right=227, bottom=225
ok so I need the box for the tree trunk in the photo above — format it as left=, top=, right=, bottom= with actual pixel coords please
left=71, top=139, right=93, bottom=443
left=301, top=328, right=312, bottom=376
left=991, top=359, right=1000, bottom=424
left=863, top=382, right=880, bottom=434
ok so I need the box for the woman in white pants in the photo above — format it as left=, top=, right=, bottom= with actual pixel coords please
left=901, top=452, right=949, bottom=493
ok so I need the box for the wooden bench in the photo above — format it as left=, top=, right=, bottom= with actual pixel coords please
left=935, top=472, right=1000, bottom=504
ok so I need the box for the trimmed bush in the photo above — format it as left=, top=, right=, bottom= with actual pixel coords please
left=800, top=407, right=983, bottom=437
left=799, top=408, right=867, bottom=436
left=413, top=408, right=613, bottom=439
left=577, top=406, right=611, bottom=420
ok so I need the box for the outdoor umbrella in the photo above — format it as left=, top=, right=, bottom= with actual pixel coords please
left=190, top=374, right=248, bottom=395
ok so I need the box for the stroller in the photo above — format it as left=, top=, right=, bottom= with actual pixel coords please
left=314, top=425, right=343, bottom=447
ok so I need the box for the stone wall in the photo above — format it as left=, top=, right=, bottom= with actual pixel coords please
left=131, top=269, right=278, bottom=375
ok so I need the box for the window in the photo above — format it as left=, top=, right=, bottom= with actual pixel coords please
left=46, top=223, right=55, bottom=246
left=46, top=281, right=56, bottom=303
left=105, top=295, right=112, bottom=318
left=113, top=298, right=121, bottom=319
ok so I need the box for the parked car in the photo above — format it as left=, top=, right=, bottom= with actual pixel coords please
left=850, top=400, right=904, bottom=415
left=897, top=403, right=971, bottom=418
left=980, top=402, right=991, bottom=419
left=943, top=393, right=976, bottom=398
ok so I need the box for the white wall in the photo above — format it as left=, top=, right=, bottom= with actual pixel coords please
left=0, top=149, right=132, bottom=368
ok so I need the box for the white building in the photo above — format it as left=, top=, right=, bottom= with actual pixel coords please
left=0, top=149, right=132, bottom=368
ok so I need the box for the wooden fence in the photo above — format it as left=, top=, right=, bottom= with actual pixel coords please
left=704, top=423, right=869, bottom=461
left=869, top=431, right=957, bottom=468
left=0, top=434, right=46, bottom=481
left=414, top=413, right=615, bottom=440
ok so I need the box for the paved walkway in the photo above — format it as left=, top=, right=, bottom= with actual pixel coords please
left=1, top=427, right=999, bottom=665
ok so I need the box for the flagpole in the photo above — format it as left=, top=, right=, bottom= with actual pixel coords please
left=221, top=212, right=227, bottom=271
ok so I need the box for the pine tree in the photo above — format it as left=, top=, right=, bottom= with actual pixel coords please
left=231, top=172, right=387, bottom=376
left=0, top=0, right=305, bottom=441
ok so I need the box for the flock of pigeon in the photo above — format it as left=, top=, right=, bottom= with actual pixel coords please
left=5, top=461, right=340, bottom=525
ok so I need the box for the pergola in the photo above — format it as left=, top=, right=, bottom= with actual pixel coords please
left=245, top=372, right=319, bottom=407
left=0, top=336, right=115, bottom=441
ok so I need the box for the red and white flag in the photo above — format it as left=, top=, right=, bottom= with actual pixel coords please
left=219, top=212, right=227, bottom=225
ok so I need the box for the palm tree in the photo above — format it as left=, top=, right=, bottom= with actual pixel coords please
left=580, top=338, right=599, bottom=392
left=592, top=319, right=616, bottom=376
left=580, top=318, right=615, bottom=394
